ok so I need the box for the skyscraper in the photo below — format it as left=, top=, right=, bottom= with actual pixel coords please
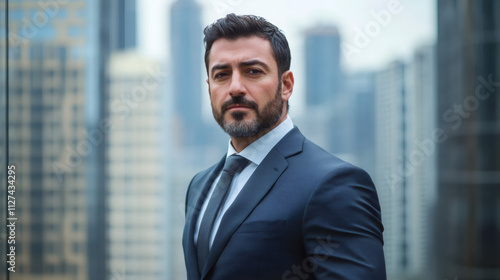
left=106, top=51, right=168, bottom=280
left=344, top=71, right=376, bottom=176
left=435, top=1, right=500, bottom=279
left=3, top=0, right=137, bottom=278
left=170, top=0, right=204, bottom=149
left=404, top=44, right=436, bottom=278
left=375, top=47, right=437, bottom=280
left=5, top=0, right=105, bottom=278
left=374, top=60, right=408, bottom=277
left=299, top=25, right=344, bottom=155
left=304, top=26, right=342, bottom=107
left=109, top=0, right=137, bottom=51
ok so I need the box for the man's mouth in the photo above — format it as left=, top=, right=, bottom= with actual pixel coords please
left=227, top=104, right=251, bottom=111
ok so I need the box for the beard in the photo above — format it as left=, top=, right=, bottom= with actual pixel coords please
left=212, top=83, right=283, bottom=138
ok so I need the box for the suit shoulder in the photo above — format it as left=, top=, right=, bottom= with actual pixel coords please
left=192, top=163, right=217, bottom=182
left=300, top=138, right=369, bottom=176
left=187, top=162, right=219, bottom=194
left=188, top=160, right=221, bottom=194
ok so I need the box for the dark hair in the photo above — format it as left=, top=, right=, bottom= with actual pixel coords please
left=203, top=14, right=291, bottom=77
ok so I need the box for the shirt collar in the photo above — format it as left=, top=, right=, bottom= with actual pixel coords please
left=226, top=116, right=294, bottom=165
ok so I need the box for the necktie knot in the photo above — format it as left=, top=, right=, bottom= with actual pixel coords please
left=223, top=155, right=249, bottom=177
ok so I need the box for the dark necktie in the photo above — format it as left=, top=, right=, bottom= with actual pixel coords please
left=197, top=155, right=249, bottom=272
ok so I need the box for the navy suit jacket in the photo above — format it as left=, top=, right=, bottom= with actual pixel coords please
left=183, top=127, right=386, bottom=280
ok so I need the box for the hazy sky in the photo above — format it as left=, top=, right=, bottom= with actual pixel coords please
left=138, top=0, right=436, bottom=114
left=139, top=0, right=436, bottom=71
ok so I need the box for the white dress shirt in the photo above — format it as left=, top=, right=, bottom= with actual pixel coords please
left=194, top=116, right=294, bottom=247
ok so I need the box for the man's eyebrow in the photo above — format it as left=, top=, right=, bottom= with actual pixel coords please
left=239, top=60, right=270, bottom=70
left=210, top=63, right=230, bottom=74
left=210, top=60, right=271, bottom=75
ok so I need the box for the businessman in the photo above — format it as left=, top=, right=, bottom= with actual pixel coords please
left=183, top=14, right=386, bottom=280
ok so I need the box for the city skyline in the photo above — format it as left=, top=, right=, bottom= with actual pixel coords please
left=2, top=1, right=499, bottom=280
left=139, top=0, right=435, bottom=69
left=139, top=0, right=435, bottom=116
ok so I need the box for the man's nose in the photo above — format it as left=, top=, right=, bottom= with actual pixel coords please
left=228, top=72, right=245, bottom=97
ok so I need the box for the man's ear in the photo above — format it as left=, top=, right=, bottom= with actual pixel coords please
left=206, top=78, right=211, bottom=96
left=281, top=71, right=294, bottom=102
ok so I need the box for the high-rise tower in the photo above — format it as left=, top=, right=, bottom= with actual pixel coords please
left=374, top=61, right=408, bottom=277
left=304, top=26, right=342, bottom=106
left=299, top=26, right=343, bottom=154
left=4, top=0, right=107, bottom=279
left=435, top=1, right=500, bottom=279
left=2, top=0, right=139, bottom=278
left=170, top=0, right=204, bottom=148
left=106, top=51, right=168, bottom=280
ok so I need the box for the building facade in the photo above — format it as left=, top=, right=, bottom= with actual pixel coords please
left=344, top=71, right=376, bottom=177
left=435, top=1, right=500, bottom=279
left=374, top=60, right=407, bottom=278
left=304, top=26, right=342, bottom=107
left=5, top=0, right=104, bottom=279
left=3, top=0, right=140, bottom=279
left=299, top=25, right=344, bottom=155
left=404, top=44, right=437, bottom=279
left=170, top=0, right=205, bottom=149
left=106, top=51, right=168, bottom=280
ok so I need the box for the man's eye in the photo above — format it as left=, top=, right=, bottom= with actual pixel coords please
left=214, top=72, right=228, bottom=79
left=248, top=69, right=263, bottom=75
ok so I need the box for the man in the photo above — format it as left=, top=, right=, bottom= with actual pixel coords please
left=183, top=14, right=386, bottom=280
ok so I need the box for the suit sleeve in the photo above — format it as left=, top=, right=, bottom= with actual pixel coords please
left=302, top=164, right=386, bottom=280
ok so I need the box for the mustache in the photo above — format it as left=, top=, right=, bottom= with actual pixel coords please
left=221, top=96, right=258, bottom=112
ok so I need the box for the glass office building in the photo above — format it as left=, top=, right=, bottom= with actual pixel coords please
left=435, top=1, right=500, bottom=279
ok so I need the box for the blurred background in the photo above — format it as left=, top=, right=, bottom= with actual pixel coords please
left=0, top=0, right=499, bottom=279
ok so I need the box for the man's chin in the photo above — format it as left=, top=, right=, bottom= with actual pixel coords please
left=222, top=119, right=260, bottom=138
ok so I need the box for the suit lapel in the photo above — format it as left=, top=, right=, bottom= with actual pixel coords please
left=201, top=128, right=305, bottom=279
left=183, top=156, right=226, bottom=279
